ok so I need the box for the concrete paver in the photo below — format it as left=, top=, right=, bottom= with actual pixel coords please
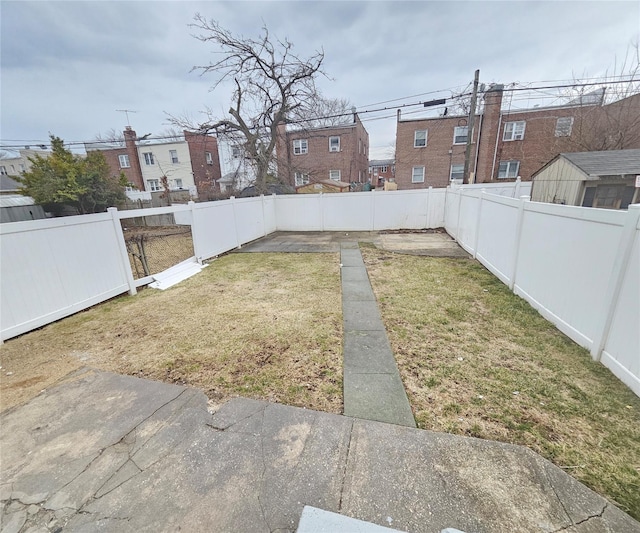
left=341, top=244, right=416, bottom=428
left=1, top=370, right=638, bottom=533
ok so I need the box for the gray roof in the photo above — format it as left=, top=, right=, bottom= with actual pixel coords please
left=562, top=149, right=640, bottom=177
left=0, top=194, right=35, bottom=208
left=369, top=159, right=394, bottom=166
left=1, top=175, right=21, bottom=191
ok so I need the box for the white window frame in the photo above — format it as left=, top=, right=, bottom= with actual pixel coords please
left=174, top=178, right=183, bottom=189
left=555, top=117, right=574, bottom=137
left=414, top=130, right=427, bottom=148
left=497, top=160, right=520, bottom=179
left=294, top=172, right=310, bottom=186
left=0, top=166, right=6, bottom=175
left=169, top=150, right=179, bottom=163
left=329, top=136, right=340, bottom=152
left=231, top=146, right=241, bottom=159
left=293, top=139, right=308, bottom=155
left=503, top=121, right=526, bottom=141
left=450, top=164, right=464, bottom=181
left=118, top=154, right=130, bottom=168
left=19, top=164, right=25, bottom=171
left=453, top=126, right=468, bottom=145
left=411, top=166, right=425, bottom=183
left=329, top=170, right=341, bottom=181
left=148, top=179, right=161, bottom=191
left=143, top=152, right=155, bottom=165
left=206, top=151, right=213, bottom=165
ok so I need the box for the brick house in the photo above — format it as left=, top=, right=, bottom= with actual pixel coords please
left=368, top=159, right=395, bottom=187
left=85, top=128, right=222, bottom=199
left=395, top=84, right=640, bottom=189
left=276, top=114, right=369, bottom=187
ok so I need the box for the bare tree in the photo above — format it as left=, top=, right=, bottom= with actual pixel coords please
left=565, top=42, right=640, bottom=151
left=177, top=16, right=326, bottom=194
left=93, top=128, right=125, bottom=147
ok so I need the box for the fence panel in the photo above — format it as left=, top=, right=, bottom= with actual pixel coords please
left=263, top=195, right=277, bottom=235
left=514, top=204, right=626, bottom=349
left=1, top=214, right=130, bottom=340
left=601, top=226, right=640, bottom=395
left=234, top=197, right=267, bottom=245
left=373, top=190, right=429, bottom=230
left=322, top=193, right=373, bottom=231
left=191, top=200, right=239, bottom=260
left=274, top=194, right=322, bottom=231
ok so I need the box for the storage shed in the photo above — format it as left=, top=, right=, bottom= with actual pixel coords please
left=531, top=150, right=640, bottom=209
left=296, top=180, right=351, bottom=194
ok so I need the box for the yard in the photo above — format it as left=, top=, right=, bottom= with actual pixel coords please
left=1, top=246, right=639, bottom=520
left=361, top=244, right=640, bottom=520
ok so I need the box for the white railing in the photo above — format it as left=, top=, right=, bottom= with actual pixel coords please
left=1, top=181, right=637, bottom=397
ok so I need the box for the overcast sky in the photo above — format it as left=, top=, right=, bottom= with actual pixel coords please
left=1, top=1, right=639, bottom=159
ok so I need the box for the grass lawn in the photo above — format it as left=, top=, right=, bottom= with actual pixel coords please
left=361, top=244, right=640, bottom=520
left=0, top=252, right=343, bottom=414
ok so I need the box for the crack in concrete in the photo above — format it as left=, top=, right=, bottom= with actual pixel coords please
left=550, top=503, right=608, bottom=533
left=257, top=406, right=270, bottom=532
left=337, top=419, right=355, bottom=512
left=208, top=403, right=267, bottom=431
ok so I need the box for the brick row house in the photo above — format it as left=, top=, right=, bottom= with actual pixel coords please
left=84, top=127, right=223, bottom=200
left=276, top=114, right=369, bottom=187
left=368, top=159, right=395, bottom=187
left=395, top=84, right=640, bottom=189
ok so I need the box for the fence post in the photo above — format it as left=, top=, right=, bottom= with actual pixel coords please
left=508, top=195, right=530, bottom=290
left=425, top=186, right=432, bottom=228
left=591, top=204, right=640, bottom=361
left=370, top=188, right=376, bottom=231
left=514, top=176, right=521, bottom=198
left=188, top=201, right=203, bottom=263
left=473, top=189, right=486, bottom=259
left=230, top=196, right=241, bottom=249
left=319, top=192, right=324, bottom=231
left=108, top=207, right=136, bottom=296
left=455, top=186, right=463, bottom=242
left=260, top=194, right=267, bottom=237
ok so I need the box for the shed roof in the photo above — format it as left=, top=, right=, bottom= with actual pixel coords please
left=561, top=149, right=640, bottom=177
left=0, top=194, right=35, bottom=207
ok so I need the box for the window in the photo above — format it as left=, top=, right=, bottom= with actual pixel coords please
left=293, top=139, right=308, bottom=155
left=206, top=152, right=213, bottom=165
left=411, top=166, right=425, bottom=183
left=358, top=139, right=362, bottom=154
left=143, top=152, right=155, bottom=165
left=329, top=170, right=341, bottom=181
left=10, top=165, right=15, bottom=173
left=373, top=165, right=388, bottom=174
left=450, top=164, right=464, bottom=181
left=555, top=117, right=574, bottom=137
left=453, top=126, right=468, bottom=145
left=503, top=121, right=526, bottom=141
left=294, top=172, right=309, bottom=186
left=19, top=164, right=25, bottom=171
left=329, top=136, right=340, bottom=152
left=594, top=185, right=626, bottom=209
left=169, top=150, right=179, bottom=163
left=497, top=160, right=520, bottom=179
left=118, top=154, right=130, bottom=168
left=148, top=179, right=161, bottom=191
left=231, top=146, right=241, bottom=159
left=174, top=179, right=183, bottom=189
left=0, top=166, right=6, bottom=175
left=414, top=130, right=427, bottom=147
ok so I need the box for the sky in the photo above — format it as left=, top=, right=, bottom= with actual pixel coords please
left=1, top=1, right=639, bottom=159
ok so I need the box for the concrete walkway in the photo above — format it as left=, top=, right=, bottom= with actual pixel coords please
left=2, top=369, right=638, bottom=533
left=340, top=243, right=416, bottom=428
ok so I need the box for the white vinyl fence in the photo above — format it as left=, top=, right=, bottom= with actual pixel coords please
left=1, top=180, right=637, bottom=398
left=445, top=186, right=639, bottom=396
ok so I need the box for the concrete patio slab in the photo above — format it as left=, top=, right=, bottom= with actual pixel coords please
left=378, top=233, right=470, bottom=257
left=342, top=299, right=385, bottom=332
left=341, top=280, right=376, bottom=301
left=2, top=370, right=638, bottom=533
left=343, top=331, right=400, bottom=374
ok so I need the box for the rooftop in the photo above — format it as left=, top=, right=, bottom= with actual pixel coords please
left=562, top=149, right=640, bottom=176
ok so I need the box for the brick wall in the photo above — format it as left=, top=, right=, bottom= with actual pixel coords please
left=184, top=131, right=222, bottom=200
left=276, top=115, right=370, bottom=186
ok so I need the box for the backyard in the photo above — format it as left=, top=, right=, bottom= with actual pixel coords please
left=1, top=246, right=639, bottom=519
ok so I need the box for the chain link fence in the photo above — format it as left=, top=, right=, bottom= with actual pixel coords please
left=122, top=224, right=195, bottom=279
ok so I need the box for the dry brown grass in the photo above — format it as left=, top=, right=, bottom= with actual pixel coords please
left=361, top=245, right=640, bottom=520
left=0, top=252, right=343, bottom=414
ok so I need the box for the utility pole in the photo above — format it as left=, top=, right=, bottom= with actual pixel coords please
left=463, top=70, right=480, bottom=184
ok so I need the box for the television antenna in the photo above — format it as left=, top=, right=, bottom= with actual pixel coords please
left=116, top=109, right=138, bottom=126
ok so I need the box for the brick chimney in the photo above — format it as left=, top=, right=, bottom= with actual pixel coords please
left=123, top=127, right=144, bottom=190
left=476, top=84, right=504, bottom=183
